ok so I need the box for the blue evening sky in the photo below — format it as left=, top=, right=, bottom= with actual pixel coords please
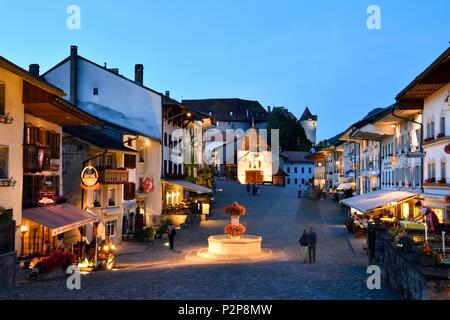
left=0, top=0, right=448, bottom=141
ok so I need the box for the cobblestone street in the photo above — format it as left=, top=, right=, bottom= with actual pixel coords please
left=0, top=180, right=401, bottom=300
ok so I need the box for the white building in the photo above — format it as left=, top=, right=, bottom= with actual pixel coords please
left=280, top=152, right=314, bottom=187
left=299, top=107, right=318, bottom=146
left=395, top=47, right=450, bottom=224
left=43, top=46, right=163, bottom=229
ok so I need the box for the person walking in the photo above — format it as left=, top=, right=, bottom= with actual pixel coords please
left=167, top=223, right=177, bottom=250
left=297, top=185, right=302, bottom=198
left=252, top=184, right=257, bottom=196
left=306, top=227, right=317, bottom=263
left=299, top=229, right=308, bottom=263
left=246, top=183, right=251, bottom=193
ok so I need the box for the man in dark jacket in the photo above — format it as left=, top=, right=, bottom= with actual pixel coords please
left=306, top=227, right=317, bottom=263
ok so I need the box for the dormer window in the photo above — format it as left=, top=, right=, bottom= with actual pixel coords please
left=93, top=88, right=99, bottom=95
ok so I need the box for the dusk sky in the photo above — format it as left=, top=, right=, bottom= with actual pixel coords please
left=0, top=0, right=449, bottom=141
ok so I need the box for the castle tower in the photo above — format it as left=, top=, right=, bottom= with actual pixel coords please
left=299, top=106, right=318, bottom=145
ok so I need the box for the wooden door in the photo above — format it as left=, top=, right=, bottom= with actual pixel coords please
left=245, top=171, right=263, bottom=184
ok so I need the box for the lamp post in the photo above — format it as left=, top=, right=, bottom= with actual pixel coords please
left=20, top=224, right=28, bottom=257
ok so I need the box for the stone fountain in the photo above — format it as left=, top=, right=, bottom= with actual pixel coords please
left=195, top=202, right=269, bottom=261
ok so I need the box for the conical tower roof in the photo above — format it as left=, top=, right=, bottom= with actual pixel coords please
left=299, top=106, right=317, bottom=121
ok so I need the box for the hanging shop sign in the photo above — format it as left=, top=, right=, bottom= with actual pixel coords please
left=38, top=190, right=56, bottom=206
left=143, top=176, right=155, bottom=193
left=80, top=165, right=100, bottom=191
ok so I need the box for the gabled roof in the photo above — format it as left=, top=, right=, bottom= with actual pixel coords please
left=42, top=54, right=163, bottom=97
left=299, top=106, right=317, bottom=121
left=396, top=46, right=450, bottom=105
left=0, top=55, right=102, bottom=126
left=182, top=98, right=268, bottom=122
left=0, top=56, right=64, bottom=96
left=280, top=151, right=313, bottom=163
left=64, top=125, right=138, bottom=153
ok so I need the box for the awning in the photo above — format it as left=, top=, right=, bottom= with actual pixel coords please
left=340, top=190, right=419, bottom=213
left=337, top=183, right=354, bottom=190
left=23, top=204, right=97, bottom=236
left=162, top=179, right=213, bottom=195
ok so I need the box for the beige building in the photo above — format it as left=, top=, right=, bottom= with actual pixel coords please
left=0, top=57, right=99, bottom=256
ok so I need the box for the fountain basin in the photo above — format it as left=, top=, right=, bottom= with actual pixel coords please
left=207, top=235, right=262, bottom=256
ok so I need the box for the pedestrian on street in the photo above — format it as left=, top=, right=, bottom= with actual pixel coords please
left=297, top=185, right=302, bottom=198
left=252, top=184, right=257, bottom=195
left=246, top=183, right=251, bottom=193
left=167, top=223, right=177, bottom=250
left=299, top=229, right=308, bottom=263
left=306, top=227, right=317, bottom=263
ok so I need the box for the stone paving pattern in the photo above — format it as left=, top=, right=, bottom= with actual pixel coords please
left=0, top=180, right=401, bottom=299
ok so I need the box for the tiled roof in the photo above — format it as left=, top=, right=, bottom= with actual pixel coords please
left=299, top=107, right=317, bottom=121
left=280, top=151, right=314, bottom=163
left=64, top=125, right=137, bottom=152
left=181, top=98, right=268, bottom=122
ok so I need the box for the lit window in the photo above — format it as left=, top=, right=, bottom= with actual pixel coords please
left=230, top=111, right=233, bottom=116
left=107, top=187, right=116, bottom=207
left=105, top=220, right=116, bottom=237
left=93, top=189, right=101, bottom=207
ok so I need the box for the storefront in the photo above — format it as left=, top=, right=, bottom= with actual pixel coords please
left=341, top=189, right=421, bottom=226
left=162, top=179, right=213, bottom=225
left=21, top=203, right=97, bottom=257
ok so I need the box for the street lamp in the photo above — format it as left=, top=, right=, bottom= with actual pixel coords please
left=20, top=224, right=28, bottom=257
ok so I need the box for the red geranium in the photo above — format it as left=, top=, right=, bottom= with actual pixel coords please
left=445, top=143, right=450, bottom=154
left=29, top=250, right=76, bottom=274
left=224, top=223, right=246, bottom=236
left=224, top=202, right=246, bottom=216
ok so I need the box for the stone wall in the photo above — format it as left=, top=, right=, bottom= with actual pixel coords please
left=370, top=226, right=449, bottom=300
left=62, top=138, right=90, bottom=206
left=0, top=252, right=16, bottom=288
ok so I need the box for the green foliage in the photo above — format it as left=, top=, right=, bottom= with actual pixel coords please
left=135, top=226, right=156, bottom=241
left=158, top=217, right=174, bottom=235
left=197, top=167, right=215, bottom=188
left=267, top=108, right=312, bottom=151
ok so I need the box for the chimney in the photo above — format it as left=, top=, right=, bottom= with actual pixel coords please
left=135, top=64, right=144, bottom=85
left=29, top=64, right=40, bottom=76
left=165, top=91, right=170, bottom=98
left=70, top=45, right=78, bottom=104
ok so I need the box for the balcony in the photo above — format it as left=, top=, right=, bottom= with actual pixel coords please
left=97, top=168, right=129, bottom=184
left=23, top=144, right=51, bottom=173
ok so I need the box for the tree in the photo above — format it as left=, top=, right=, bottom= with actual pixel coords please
left=267, top=108, right=312, bottom=151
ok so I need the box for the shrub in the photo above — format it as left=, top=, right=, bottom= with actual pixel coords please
left=29, top=250, right=76, bottom=274
left=158, top=217, right=174, bottom=235
left=135, top=226, right=156, bottom=241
